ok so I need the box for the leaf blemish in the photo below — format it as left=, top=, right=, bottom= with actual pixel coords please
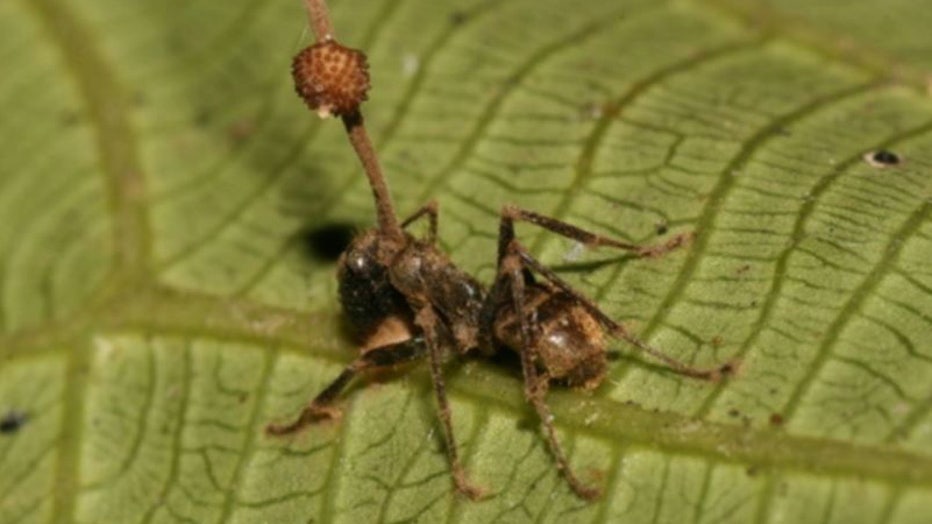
left=863, top=149, right=901, bottom=168
left=0, top=410, right=28, bottom=435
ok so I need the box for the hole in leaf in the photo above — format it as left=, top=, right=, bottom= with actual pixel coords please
left=863, top=149, right=901, bottom=168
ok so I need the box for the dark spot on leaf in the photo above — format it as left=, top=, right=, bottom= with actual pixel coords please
left=194, top=110, right=212, bottom=127
left=769, top=413, right=784, bottom=426
left=132, top=91, right=146, bottom=108
left=655, top=221, right=669, bottom=236
left=719, top=360, right=739, bottom=377
left=296, top=222, right=357, bottom=262
left=863, top=149, right=901, bottom=168
left=515, top=416, right=536, bottom=431
left=61, top=110, right=82, bottom=127
left=449, top=10, right=468, bottom=25
left=728, top=408, right=740, bottom=418
left=0, top=410, right=27, bottom=435
left=228, top=119, right=256, bottom=144
left=746, top=465, right=760, bottom=477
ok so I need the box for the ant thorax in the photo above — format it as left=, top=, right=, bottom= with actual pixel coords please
left=388, top=237, right=486, bottom=355
left=337, top=227, right=486, bottom=355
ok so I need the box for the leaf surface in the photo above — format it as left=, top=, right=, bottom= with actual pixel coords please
left=2, top=0, right=932, bottom=522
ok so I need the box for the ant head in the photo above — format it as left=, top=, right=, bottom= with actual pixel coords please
left=339, top=229, right=387, bottom=280
left=337, top=230, right=410, bottom=337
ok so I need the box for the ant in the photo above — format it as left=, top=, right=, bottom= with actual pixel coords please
left=268, top=10, right=734, bottom=500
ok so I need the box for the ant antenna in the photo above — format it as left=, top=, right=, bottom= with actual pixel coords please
left=295, top=0, right=403, bottom=238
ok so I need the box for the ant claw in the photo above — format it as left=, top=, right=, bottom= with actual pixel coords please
left=717, top=359, right=741, bottom=379
left=452, top=471, right=489, bottom=500
left=573, top=484, right=603, bottom=501
left=265, top=405, right=342, bottom=436
left=636, top=231, right=695, bottom=258
left=456, top=481, right=489, bottom=501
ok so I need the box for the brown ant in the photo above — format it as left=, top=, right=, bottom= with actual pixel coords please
left=269, top=1, right=733, bottom=501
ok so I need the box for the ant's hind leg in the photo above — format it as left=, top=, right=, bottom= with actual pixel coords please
left=266, top=338, right=426, bottom=435
left=500, top=205, right=692, bottom=258
left=499, top=249, right=602, bottom=500
left=413, top=305, right=486, bottom=500
left=401, top=199, right=439, bottom=244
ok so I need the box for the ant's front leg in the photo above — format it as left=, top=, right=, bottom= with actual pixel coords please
left=498, top=243, right=603, bottom=500
left=499, top=204, right=692, bottom=258
left=266, top=337, right=426, bottom=435
left=401, top=199, right=439, bottom=244
left=498, top=207, right=732, bottom=381
left=413, top=305, right=486, bottom=500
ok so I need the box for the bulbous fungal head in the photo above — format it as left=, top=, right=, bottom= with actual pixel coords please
left=292, top=39, right=370, bottom=118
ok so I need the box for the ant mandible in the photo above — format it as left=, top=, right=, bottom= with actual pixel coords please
left=268, top=9, right=734, bottom=500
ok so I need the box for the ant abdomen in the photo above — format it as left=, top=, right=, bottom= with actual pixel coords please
left=495, top=287, right=608, bottom=390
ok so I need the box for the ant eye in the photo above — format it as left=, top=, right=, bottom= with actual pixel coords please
left=349, top=252, right=367, bottom=271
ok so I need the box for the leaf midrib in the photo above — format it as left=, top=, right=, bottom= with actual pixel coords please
left=7, top=286, right=932, bottom=487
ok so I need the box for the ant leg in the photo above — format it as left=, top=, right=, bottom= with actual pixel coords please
left=401, top=199, right=438, bottom=244
left=266, top=338, right=426, bottom=435
left=414, top=305, right=486, bottom=500
left=501, top=204, right=692, bottom=258
left=500, top=249, right=602, bottom=500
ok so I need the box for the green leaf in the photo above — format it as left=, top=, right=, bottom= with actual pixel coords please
left=2, top=0, right=932, bottom=522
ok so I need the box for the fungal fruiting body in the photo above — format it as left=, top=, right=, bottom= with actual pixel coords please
left=292, top=39, right=370, bottom=118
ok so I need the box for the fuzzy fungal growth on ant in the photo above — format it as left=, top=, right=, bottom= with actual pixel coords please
left=270, top=0, right=735, bottom=502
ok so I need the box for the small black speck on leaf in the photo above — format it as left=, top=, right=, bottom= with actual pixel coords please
left=655, top=221, right=669, bottom=236
left=60, top=110, right=82, bottom=127
left=132, top=91, right=147, bottom=108
left=864, top=149, right=901, bottom=168
left=449, top=10, right=468, bottom=25
left=194, top=109, right=212, bottom=127
left=0, top=411, right=27, bottom=435
left=296, top=222, right=356, bottom=262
